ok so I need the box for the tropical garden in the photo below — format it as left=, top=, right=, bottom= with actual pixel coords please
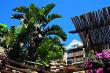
left=1, top=1, right=110, bottom=73
left=0, top=3, right=67, bottom=73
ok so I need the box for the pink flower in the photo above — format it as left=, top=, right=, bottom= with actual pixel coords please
left=96, top=51, right=110, bottom=59
left=96, top=68, right=103, bottom=73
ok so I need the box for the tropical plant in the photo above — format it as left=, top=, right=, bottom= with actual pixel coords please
left=8, top=3, right=67, bottom=63
left=0, top=24, right=25, bottom=61
left=0, top=24, right=16, bottom=49
left=0, top=24, right=8, bottom=45
left=36, top=37, right=65, bottom=65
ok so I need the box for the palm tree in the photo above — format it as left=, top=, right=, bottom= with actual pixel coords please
left=11, top=3, right=67, bottom=62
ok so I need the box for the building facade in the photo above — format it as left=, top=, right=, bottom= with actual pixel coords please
left=66, top=39, right=85, bottom=64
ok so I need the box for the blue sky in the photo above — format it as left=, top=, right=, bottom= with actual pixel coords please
left=0, top=0, right=110, bottom=46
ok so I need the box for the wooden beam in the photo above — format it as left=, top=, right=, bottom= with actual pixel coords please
left=5, top=64, right=28, bottom=73
left=69, top=23, right=110, bottom=34
left=0, top=70, right=12, bottom=73
left=7, top=59, right=39, bottom=71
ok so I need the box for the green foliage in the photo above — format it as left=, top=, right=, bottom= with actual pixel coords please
left=43, top=25, right=67, bottom=41
left=0, top=25, right=16, bottom=49
left=0, top=24, right=8, bottom=36
left=44, top=13, right=62, bottom=26
left=0, top=23, right=7, bottom=29
left=36, top=37, right=65, bottom=64
left=0, top=24, right=8, bottom=47
left=0, top=3, right=67, bottom=65
left=41, top=3, right=55, bottom=16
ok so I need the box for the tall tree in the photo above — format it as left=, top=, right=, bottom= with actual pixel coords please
left=9, top=3, right=67, bottom=62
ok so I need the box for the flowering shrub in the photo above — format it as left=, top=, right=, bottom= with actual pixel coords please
left=86, top=69, right=93, bottom=73
left=96, top=68, right=103, bottom=73
left=84, top=59, right=93, bottom=68
left=96, top=51, right=110, bottom=59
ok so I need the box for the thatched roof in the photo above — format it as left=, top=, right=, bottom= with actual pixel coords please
left=70, top=6, right=110, bottom=51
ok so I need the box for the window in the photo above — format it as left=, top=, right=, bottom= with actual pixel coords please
left=67, top=53, right=73, bottom=57
left=72, top=44, right=79, bottom=48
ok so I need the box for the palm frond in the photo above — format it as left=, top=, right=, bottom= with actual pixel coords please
left=29, top=4, right=40, bottom=20
left=15, top=25, right=23, bottom=34
left=30, top=3, right=39, bottom=12
left=42, top=13, right=62, bottom=27
left=13, top=6, right=29, bottom=14
left=47, top=13, right=62, bottom=22
left=43, top=25, right=67, bottom=41
left=11, top=14, right=24, bottom=20
left=1, top=26, right=16, bottom=48
left=10, top=26, right=15, bottom=35
left=48, top=36, right=64, bottom=46
left=41, top=3, right=55, bottom=16
left=0, top=24, right=8, bottom=37
left=0, top=24, right=8, bottom=29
